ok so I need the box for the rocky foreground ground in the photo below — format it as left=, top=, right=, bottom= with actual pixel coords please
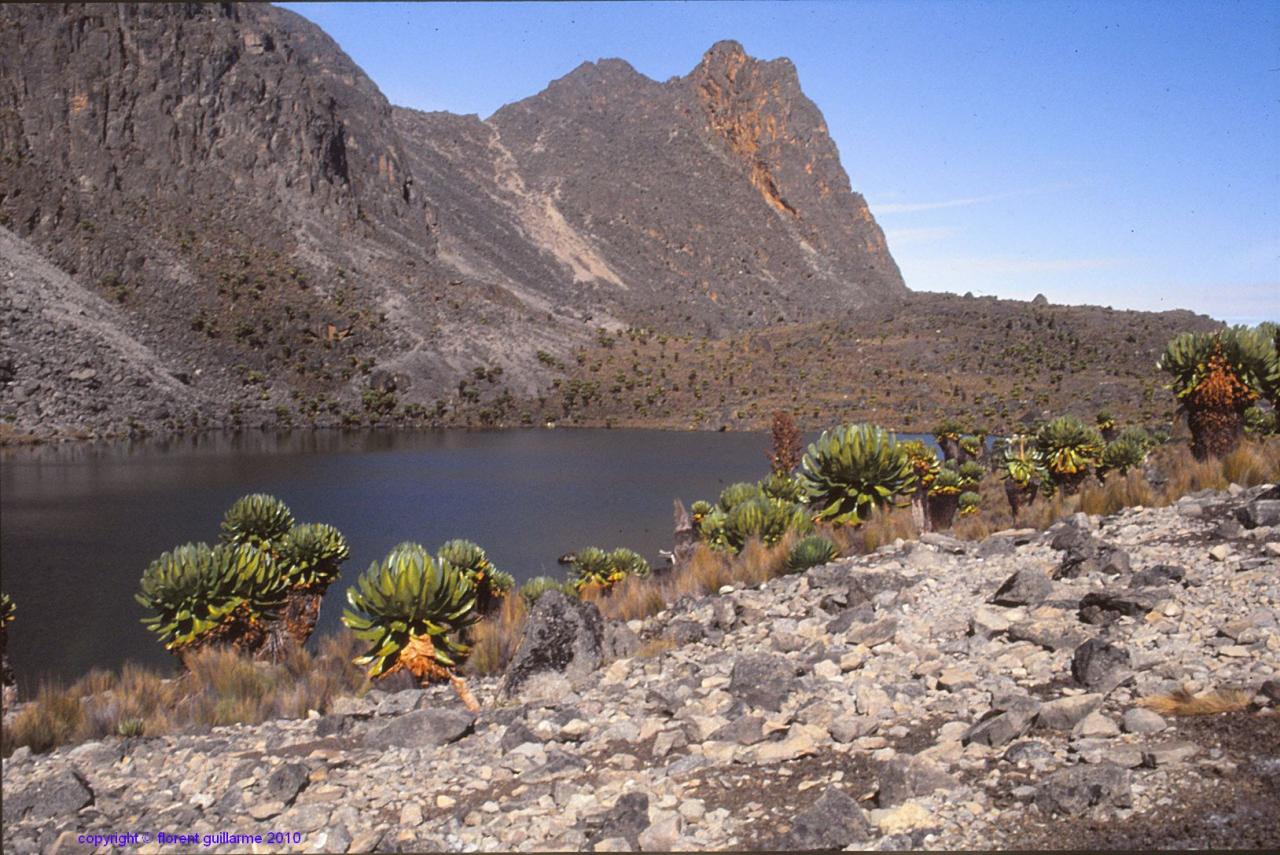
left=4, top=486, right=1279, bottom=853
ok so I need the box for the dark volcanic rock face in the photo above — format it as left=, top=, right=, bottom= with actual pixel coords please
left=402, top=41, right=904, bottom=336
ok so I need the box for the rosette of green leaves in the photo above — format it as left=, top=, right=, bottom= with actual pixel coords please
left=520, top=575, right=573, bottom=605
left=785, top=535, right=838, bottom=573
left=958, top=491, right=981, bottom=516
left=929, top=467, right=963, bottom=496
left=718, top=481, right=765, bottom=512
left=1035, top=416, right=1104, bottom=483
left=1158, top=327, right=1276, bottom=403
left=689, top=500, right=714, bottom=526
left=798, top=424, right=916, bottom=525
left=569, top=546, right=614, bottom=590
left=1001, top=435, right=1048, bottom=487
left=760, top=472, right=806, bottom=504
left=0, top=592, right=13, bottom=625
left=219, top=494, right=295, bottom=548
left=1100, top=437, right=1149, bottom=476
left=341, top=542, right=478, bottom=678
left=932, top=418, right=964, bottom=443
left=278, top=523, right=349, bottom=588
left=957, top=461, right=986, bottom=487
left=900, top=440, right=941, bottom=489
left=137, top=542, right=287, bottom=650
left=698, top=506, right=731, bottom=551
left=725, top=496, right=813, bottom=550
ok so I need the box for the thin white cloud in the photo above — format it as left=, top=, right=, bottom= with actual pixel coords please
left=872, top=182, right=1078, bottom=215
left=883, top=226, right=958, bottom=247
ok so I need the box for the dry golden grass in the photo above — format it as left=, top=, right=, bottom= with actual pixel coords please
left=1137, top=688, right=1253, bottom=716
left=465, top=593, right=529, bottom=677
left=1078, top=469, right=1156, bottom=517
left=857, top=505, right=918, bottom=552
left=1, top=631, right=370, bottom=756
left=634, top=638, right=677, bottom=659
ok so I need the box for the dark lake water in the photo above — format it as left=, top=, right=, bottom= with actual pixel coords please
left=0, top=427, right=935, bottom=690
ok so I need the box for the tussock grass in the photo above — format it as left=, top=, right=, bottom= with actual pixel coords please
left=1137, top=688, right=1253, bottom=716
left=2, top=631, right=370, bottom=756
left=465, top=593, right=528, bottom=677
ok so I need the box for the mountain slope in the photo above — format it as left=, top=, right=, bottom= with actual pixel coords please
left=400, top=41, right=904, bottom=335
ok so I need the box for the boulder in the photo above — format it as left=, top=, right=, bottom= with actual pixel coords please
left=585, top=792, right=650, bottom=850
left=780, top=786, right=871, bottom=849
left=964, top=697, right=1042, bottom=748
left=0, top=768, right=94, bottom=822
left=1237, top=498, right=1280, bottom=529
left=1131, top=564, right=1186, bottom=588
left=503, top=591, right=604, bottom=696
left=1071, top=638, right=1132, bottom=691
left=991, top=567, right=1052, bottom=607
left=1122, top=707, right=1167, bottom=734
left=1078, top=588, right=1166, bottom=625
left=1035, top=764, right=1132, bottom=815
left=361, top=708, right=475, bottom=749
left=266, top=762, right=309, bottom=805
left=1035, top=694, right=1103, bottom=730
left=876, top=756, right=959, bottom=806
left=728, top=653, right=799, bottom=711
left=603, top=621, right=641, bottom=661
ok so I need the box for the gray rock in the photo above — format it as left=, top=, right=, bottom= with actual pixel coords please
left=361, top=708, right=475, bottom=749
left=376, top=689, right=425, bottom=716
left=501, top=721, right=542, bottom=752
left=603, top=620, right=641, bottom=660
left=708, top=714, right=766, bottom=746
left=710, top=599, right=737, bottom=631
left=826, top=602, right=876, bottom=634
left=876, top=756, right=959, bottom=806
left=267, top=762, right=309, bottom=805
left=1071, top=638, right=1132, bottom=691
left=1035, top=764, right=1132, bottom=815
left=1131, top=564, right=1186, bottom=588
left=1072, top=711, right=1120, bottom=738
left=847, top=616, right=898, bottom=647
left=964, top=700, right=1041, bottom=748
left=1, top=768, right=93, bottom=822
left=1098, top=546, right=1131, bottom=576
left=1142, top=741, right=1200, bottom=767
left=780, top=786, right=871, bottom=849
left=1035, top=694, right=1103, bottom=730
left=585, top=792, right=650, bottom=849
left=1237, top=498, right=1280, bottom=529
left=1004, top=740, right=1054, bottom=769
left=991, top=567, right=1052, bottom=607
left=315, top=713, right=355, bottom=738
left=728, top=653, right=798, bottom=711
left=920, top=532, right=966, bottom=554
left=666, top=619, right=705, bottom=646
left=323, top=825, right=353, bottom=853
left=1008, top=619, right=1088, bottom=651
left=830, top=716, right=877, bottom=743
left=1122, top=707, right=1167, bottom=734
left=503, top=591, right=604, bottom=695
left=1260, top=679, right=1280, bottom=704
left=1078, top=588, right=1165, bottom=625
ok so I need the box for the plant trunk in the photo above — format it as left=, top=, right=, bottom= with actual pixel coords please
left=177, top=604, right=269, bottom=668
left=1004, top=479, right=1038, bottom=518
left=910, top=492, right=932, bottom=533
left=1187, top=405, right=1244, bottom=461
left=939, top=437, right=961, bottom=461
left=450, top=673, right=481, bottom=712
left=927, top=492, right=959, bottom=530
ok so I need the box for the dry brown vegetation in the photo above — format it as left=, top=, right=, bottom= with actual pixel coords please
left=1138, top=688, right=1254, bottom=717
left=2, top=632, right=369, bottom=756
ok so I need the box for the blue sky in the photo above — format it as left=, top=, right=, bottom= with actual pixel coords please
left=280, top=1, right=1279, bottom=325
